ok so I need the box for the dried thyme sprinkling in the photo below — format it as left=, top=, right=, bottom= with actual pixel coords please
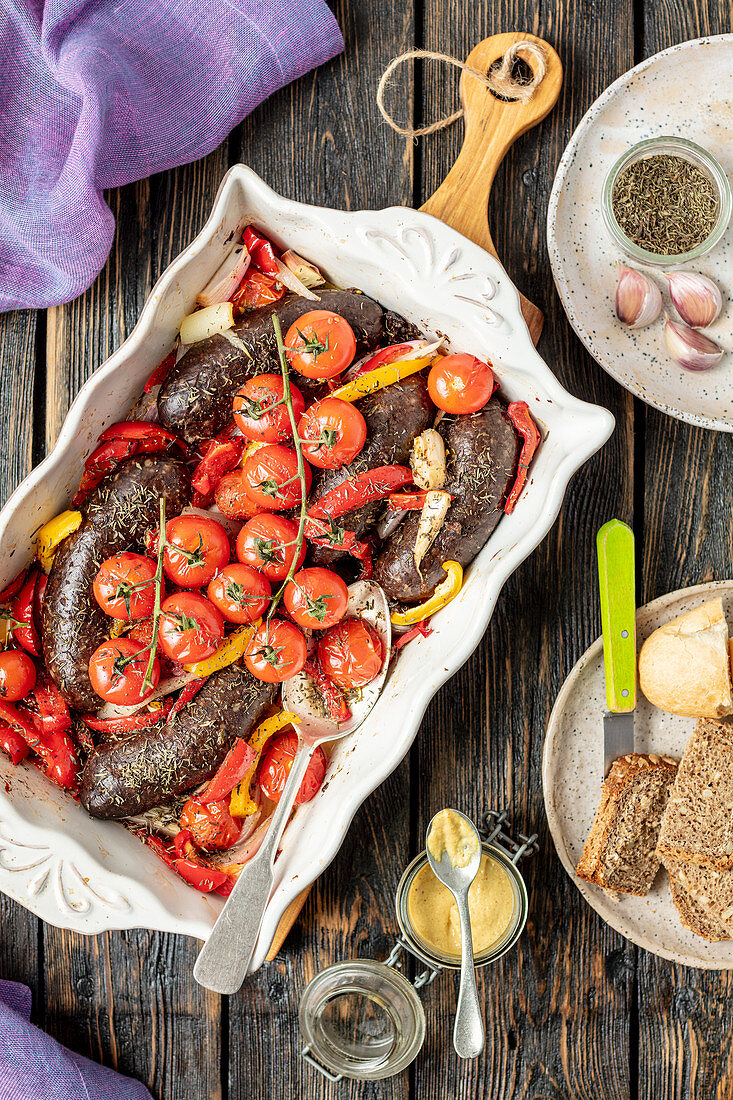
left=612, top=154, right=718, bottom=255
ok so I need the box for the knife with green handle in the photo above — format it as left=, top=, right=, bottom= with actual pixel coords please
left=597, top=519, right=636, bottom=776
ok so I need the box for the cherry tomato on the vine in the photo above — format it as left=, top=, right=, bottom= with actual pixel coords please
left=258, top=730, right=326, bottom=805
left=0, top=650, right=36, bottom=701
left=214, top=470, right=264, bottom=521
left=163, top=515, right=230, bottom=588
left=244, top=619, right=307, bottom=683
left=207, top=563, right=271, bottom=625
left=240, top=444, right=311, bottom=511
left=158, top=592, right=224, bottom=664
left=283, top=568, right=348, bottom=631
left=427, top=353, right=495, bottom=414
left=93, top=553, right=158, bottom=620
left=180, top=796, right=242, bottom=850
left=298, top=398, right=367, bottom=470
left=233, top=373, right=305, bottom=444
left=235, top=514, right=305, bottom=582
left=88, top=638, right=159, bottom=705
left=317, top=617, right=383, bottom=690
left=284, top=311, right=356, bottom=379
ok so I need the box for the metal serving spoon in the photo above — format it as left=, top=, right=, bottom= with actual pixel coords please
left=193, top=580, right=391, bottom=994
left=426, top=809, right=485, bottom=1059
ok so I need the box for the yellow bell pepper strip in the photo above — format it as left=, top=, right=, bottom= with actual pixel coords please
left=390, top=561, right=463, bottom=626
left=36, top=510, right=82, bottom=571
left=230, top=710, right=301, bottom=817
left=329, top=356, right=434, bottom=403
left=183, top=619, right=261, bottom=677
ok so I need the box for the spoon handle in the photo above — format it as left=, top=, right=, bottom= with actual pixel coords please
left=453, top=892, right=485, bottom=1059
left=193, top=740, right=315, bottom=994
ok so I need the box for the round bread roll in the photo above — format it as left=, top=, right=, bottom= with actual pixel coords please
left=638, top=598, right=733, bottom=717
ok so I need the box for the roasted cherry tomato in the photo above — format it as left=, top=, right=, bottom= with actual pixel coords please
left=180, top=796, right=242, bottom=851
left=284, top=568, right=348, bottom=631
left=284, top=310, right=356, bottom=379
left=158, top=592, right=224, bottom=664
left=244, top=619, right=308, bottom=683
left=298, top=397, right=367, bottom=469
left=207, top=563, right=271, bottom=625
left=88, top=638, right=159, bottom=705
left=0, top=650, right=36, bottom=701
left=233, top=373, right=305, bottom=443
left=240, top=444, right=311, bottom=511
left=93, top=553, right=158, bottom=620
left=427, top=353, right=495, bottom=414
left=258, top=730, right=326, bottom=805
left=163, top=514, right=230, bottom=588
left=214, top=470, right=264, bottom=521
left=235, top=514, right=305, bottom=582
left=317, top=617, right=383, bottom=690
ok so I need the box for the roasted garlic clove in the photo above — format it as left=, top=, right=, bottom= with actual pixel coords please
left=664, top=271, right=723, bottom=328
left=616, top=265, right=662, bottom=329
left=663, top=316, right=724, bottom=371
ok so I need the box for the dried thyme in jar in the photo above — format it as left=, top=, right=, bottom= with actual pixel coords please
left=611, top=154, right=719, bottom=255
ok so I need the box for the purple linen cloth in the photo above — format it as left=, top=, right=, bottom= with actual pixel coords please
left=0, top=979, right=152, bottom=1099
left=0, top=0, right=343, bottom=312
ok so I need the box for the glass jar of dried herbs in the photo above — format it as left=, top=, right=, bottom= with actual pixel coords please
left=602, top=137, right=731, bottom=265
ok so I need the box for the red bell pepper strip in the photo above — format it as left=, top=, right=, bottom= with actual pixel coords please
left=393, top=619, right=433, bottom=650
left=0, top=720, right=30, bottom=764
left=73, top=429, right=185, bottom=506
left=31, top=677, right=71, bottom=736
left=387, top=491, right=453, bottom=512
left=0, top=701, right=78, bottom=788
left=190, top=434, right=245, bottom=502
left=504, top=402, right=541, bottom=515
left=308, top=465, right=413, bottom=522
left=168, top=679, right=206, bottom=722
left=144, top=351, right=176, bottom=393
left=129, top=827, right=178, bottom=873
left=174, top=828, right=195, bottom=859
left=303, top=659, right=351, bottom=723
left=173, top=858, right=231, bottom=893
left=243, top=227, right=280, bottom=276
left=0, top=568, right=27, bottom=604
left=215, top=877, right=236, bottom=897
left=303, top=516, right=373, bottom=577
left=199, top=738, right=257, bottom=805
left=232, top=270, right=285, bottom=313
left=98, top=421, right=184, bottom=448
left=81, top=699, right=173, bottom=734
left=10, top=570, right=42, bottom=656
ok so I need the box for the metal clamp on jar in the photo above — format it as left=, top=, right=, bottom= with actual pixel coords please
left=299, top=808, right=538, bottom=1082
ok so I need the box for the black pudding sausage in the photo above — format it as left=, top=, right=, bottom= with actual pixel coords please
left=307, top=374, right=434, bottom=562
left=80, top=664, right=276, bottom=819
left=41, top=454, right=190, bottom=712
left=372, top=399, right=520, bottom=603
left=158, top=289, right=385, bottom=445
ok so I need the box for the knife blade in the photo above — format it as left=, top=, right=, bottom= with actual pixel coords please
left=597, top=519, right=637, bottom=777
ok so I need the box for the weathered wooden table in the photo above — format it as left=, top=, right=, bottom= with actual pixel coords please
left=2, top=1, right=731, bottom=1096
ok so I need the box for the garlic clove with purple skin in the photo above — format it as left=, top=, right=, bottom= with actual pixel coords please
left=664, top=271, right=723, bottom=328
left=663, top=315, right=724, bottom=371
left=616, top=264, right=662, bottom=329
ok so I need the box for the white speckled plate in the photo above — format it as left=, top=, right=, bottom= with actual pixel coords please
left=547, top=35, right=733, bottom=431
left=543, top=580, right=733, bottom=969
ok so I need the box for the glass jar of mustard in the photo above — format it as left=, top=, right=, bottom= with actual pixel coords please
left=299, top=809, right=536, bottom=1082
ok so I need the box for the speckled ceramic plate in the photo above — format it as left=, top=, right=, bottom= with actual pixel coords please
left=543, top=580, right=733, bottom=969
left=547, top=35, right=733, bottom=432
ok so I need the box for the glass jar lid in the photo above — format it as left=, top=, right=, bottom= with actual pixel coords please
left=299, top=960, right=426, bottom=1080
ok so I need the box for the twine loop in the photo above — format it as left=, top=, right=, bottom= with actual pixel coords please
left=376, top=41, right=547, bottom=139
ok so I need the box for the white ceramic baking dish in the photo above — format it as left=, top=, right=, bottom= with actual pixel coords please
left=0, top=165, right=614, bottom=970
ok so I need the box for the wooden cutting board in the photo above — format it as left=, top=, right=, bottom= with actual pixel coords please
left=265, top=30, right=562, bottom=963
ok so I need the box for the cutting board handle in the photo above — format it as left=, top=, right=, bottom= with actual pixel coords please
left=421, top=32, right=563, bottom=344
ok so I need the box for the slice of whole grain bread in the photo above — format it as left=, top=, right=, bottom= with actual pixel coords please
left=656, top=718, right=733, bottom=870
left=663, top=858, right=733, bottom=936
left=577, top=753, right=678, bottom=896
left=666, top=864, right=732, bottom=941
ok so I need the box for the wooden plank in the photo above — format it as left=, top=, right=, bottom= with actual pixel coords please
left=0, top=307, right=42, bottom=1016
left=225, top=5, right=415, bottom=1096
left=415, top=1, right=635, bottom=1097
left=43, top=154, right=227, bottom=1098
left=637, top=2, right=733, bottom=1097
